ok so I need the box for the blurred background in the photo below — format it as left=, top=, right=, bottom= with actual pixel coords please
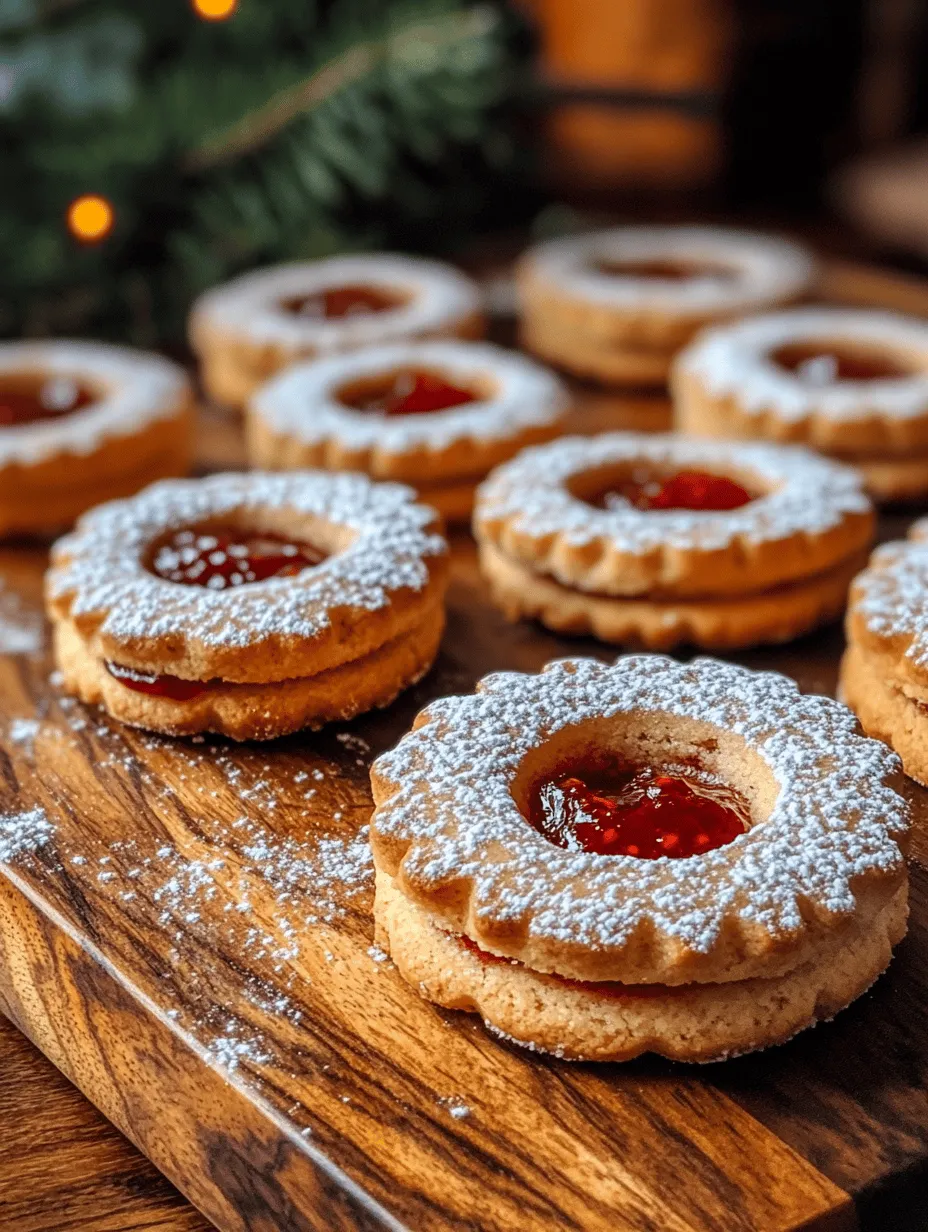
left=3, top=0, right=928, bottom=345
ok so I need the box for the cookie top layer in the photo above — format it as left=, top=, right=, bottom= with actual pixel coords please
left=370, top=656, right=907, bottom=985
left=0, top=341, right=190, bottom=467
left=250, top=340, right=569, bottom=454
left=474, top=433, right=873, bottom=598
left=518, top=226, right=814, bottom=316
left=189, top=254, right=481, bottom=357
left=675, top=308, right=928, bottom=422
left=47, top=471, right=448, bottom=683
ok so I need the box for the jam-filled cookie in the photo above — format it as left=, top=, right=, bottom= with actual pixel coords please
left=474, top=433, right=873, bottom=650
left=46, top=472, right=448, bottom=740
left=190, top=254, right=484, bottom=410
left=673, top=308, right=928, bottom=501
left=0, top=341, right=193, bottom=538
left=841, top=518, right=928, bottom=785
left=247, top=341, right=570, bottom=523
left=517, top=226, right=814, bottom=388
left=371, top=656, right=908, bottom=1062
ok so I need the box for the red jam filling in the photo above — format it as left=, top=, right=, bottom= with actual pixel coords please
left=596, top=259, right=734, bottom=282
left=338, top=368, right=479, bottom=417
left=526, top=765, right=749, bottom=859
left=772, top=342, right=911, bottom=383
left=105, top=662, right=208, bottom=701
left=150, top=528, right=326, bottom=589
left=595, top=469, right=753, bottom=512
left=281, top=284, right=403, bottom=320
left=0, top=375, right=95, bottom=427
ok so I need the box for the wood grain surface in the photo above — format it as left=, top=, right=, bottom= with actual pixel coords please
left=0, top=260, right=927, bottom=1232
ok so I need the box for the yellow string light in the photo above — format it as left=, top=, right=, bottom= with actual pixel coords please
left=66, top=195, right=115, bottom=243
left=192, top=0, right=238, bottom=19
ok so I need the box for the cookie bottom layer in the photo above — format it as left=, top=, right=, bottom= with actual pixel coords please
left=375, top=869, right=907, bottom=1063
left=53, top=610, right=444, bottom=741
left=840, top=641, right=928, bottom=786
left=521, top=316, right=673, bottom=387
left=478, top=540, right=866, bottom=650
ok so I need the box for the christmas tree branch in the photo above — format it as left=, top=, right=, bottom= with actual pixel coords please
left=183, top=6, right=497, bottom=173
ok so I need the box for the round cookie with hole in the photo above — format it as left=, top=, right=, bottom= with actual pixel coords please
left=370, top=656, right=909, bottom=1062
left=190, top=254, right=484, bottom=410
left=247, top=340, right=570, bottom=523
left=473, top=433, right=873, bottom=650
left=0, top=341, right=193, bottom=539
left=517, top=226, right=815, bottom=388
left=673, top=307, right=928, bottom=502
left=46, top=471, right=449, bottom=740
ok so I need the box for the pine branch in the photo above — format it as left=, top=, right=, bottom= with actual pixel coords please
left=184, top=5, right=498, bottom=172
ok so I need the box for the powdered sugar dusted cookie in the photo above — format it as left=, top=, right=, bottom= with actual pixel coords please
left=47, top=471, right=449, bottom=740
left=0, top=341, right=193, bottom=537
left=517, top=227, right=815, bottom=387
left=473, top=433, right=873, bottom=649
left=674, top=308, right=928, bottom=501
left=842, top=517, right=928, bottom=784
left=371, top=656, right=908, bottom=1061
left=190, top=255, right=484, bottom=409
left=247, top=340, right=570, bottom=521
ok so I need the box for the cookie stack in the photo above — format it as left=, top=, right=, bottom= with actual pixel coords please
left=370, top=656, right=909, bottom=1062
left=842, top=519, right=928, bottom=786
left=673, top=307, right=928, bottom=502
left=516, top=226, right=815, bottom=389
left=189, top=254, right=484, bottom=411
left=46, top=472, right=449, bottom=740
left=246, top=340, right=570, bottom=523
left=1, top=341, right=192, bottom=538
left=474, top=433, right=873, bottom=650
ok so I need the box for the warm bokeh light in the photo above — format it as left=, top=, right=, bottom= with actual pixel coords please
left=192, top=0, right=238, bottom=19
left=66, top=194, right=115, bottom=243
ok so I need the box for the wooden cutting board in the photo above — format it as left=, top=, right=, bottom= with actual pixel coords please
left=1, top=260, right=928, bottom=1232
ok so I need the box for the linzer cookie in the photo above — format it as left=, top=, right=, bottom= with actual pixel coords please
left=473, top=433, right=873, bottom=650
left=370, top=656, right=908, bottom=1062
left=46, top=472, right=448, bottom=740
left=247, top=341, right=570, bottom=523
left=517, top=226, right=814, bottom=388
left=0, top=341, right=193, bottom=538
left=841, top=518, right=928, bottom=785
left=190, top=255, right=484, bottom=410
left=673, top=307, right=928, bottom=501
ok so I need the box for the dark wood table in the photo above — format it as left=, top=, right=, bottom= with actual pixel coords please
left=2, top=258, right=928, bottom=1231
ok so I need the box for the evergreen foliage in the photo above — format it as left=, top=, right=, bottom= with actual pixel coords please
left=0, top=0, right=525, bottom=343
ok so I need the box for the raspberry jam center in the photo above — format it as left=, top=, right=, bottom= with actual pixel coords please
left=281, top=284, right=403, bottom=320
left=527, top=765, right=750, bottom=858
left=150, top=527, right=326, bottom=589
left=596, top=259, right=735, bottom=282
left=0, top=375, right=95, bottom=428
left=772, top=341, right=912, bottom=383
left=595, top=469, right=753, bottom=512
left=105, top=662, right=208, bottom=701
left=338, top=368, right=479, bottom=416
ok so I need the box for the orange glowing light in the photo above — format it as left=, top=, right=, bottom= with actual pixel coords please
left=66, top=195, right=114, bottom=243
left=192, top=0, right=237, bottom=19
